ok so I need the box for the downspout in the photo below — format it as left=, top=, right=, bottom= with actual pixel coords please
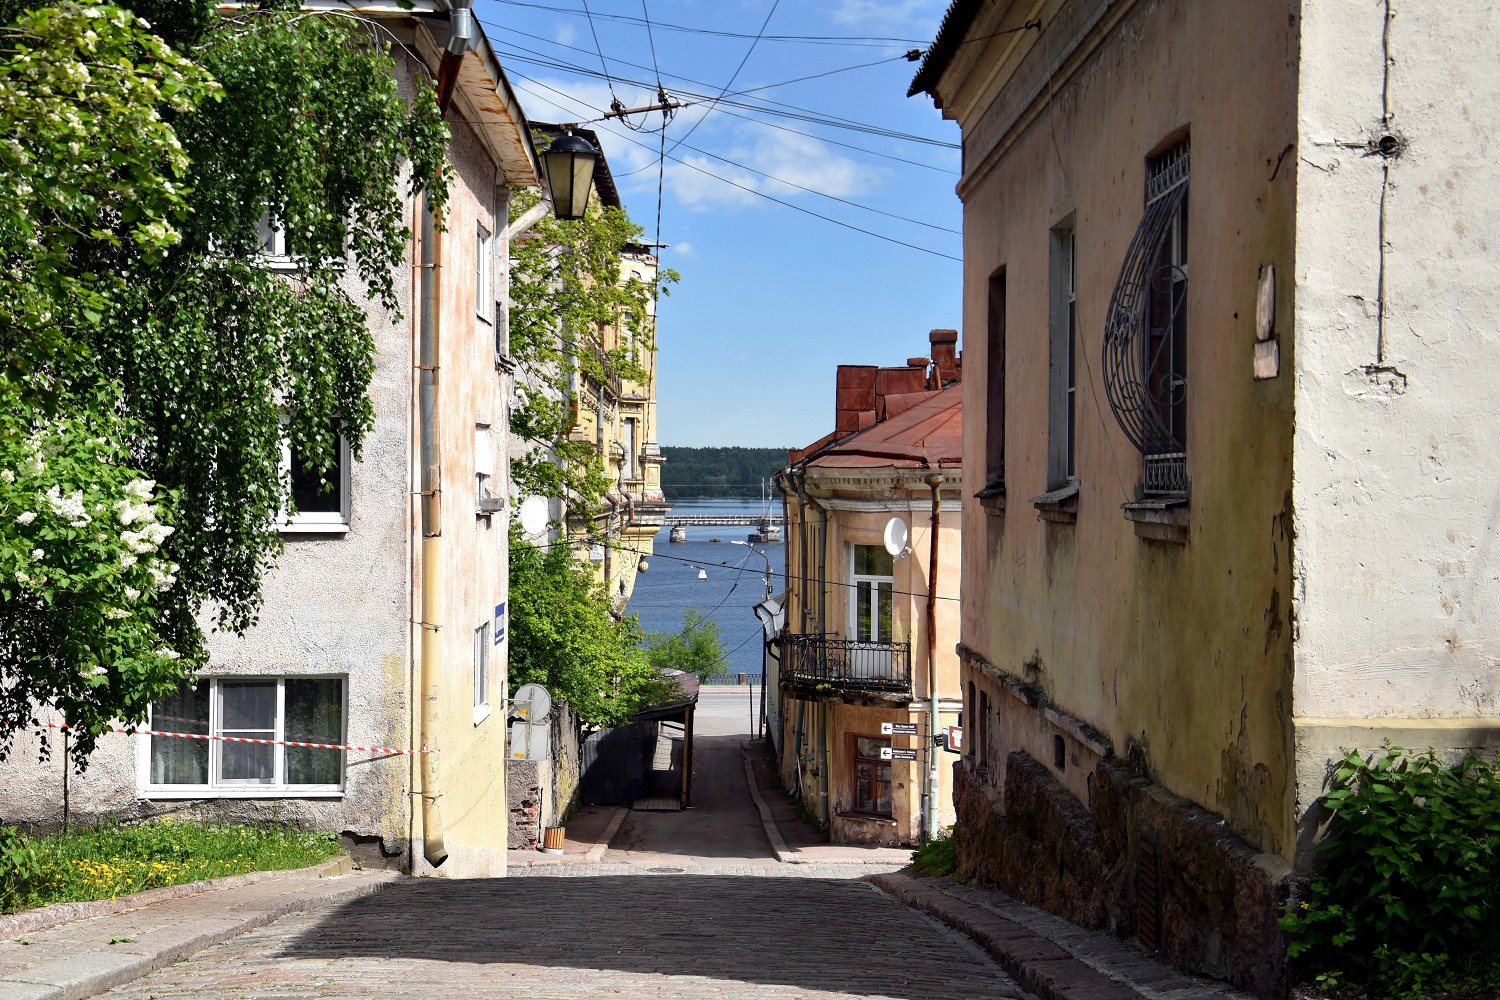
left=417, top=189, right=448, bottom=868
left=923, top=470, right=943, bottom=842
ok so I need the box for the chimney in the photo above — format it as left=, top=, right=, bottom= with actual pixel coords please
left=835, top=365, right=877, bottom=434
left=929, top=328, right=959, bottom=385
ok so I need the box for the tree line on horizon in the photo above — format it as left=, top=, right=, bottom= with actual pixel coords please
left=660, top=446, right=788, bottom=500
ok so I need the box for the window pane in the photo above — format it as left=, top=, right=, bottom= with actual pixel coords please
left=218, top=681, right=275, bottom=784
left=876, top=581, right=893, bottom=642
left=854, top=545, right=893, bottom=577
left=290, top=449, right=343, bottom=514
left=150, top=681, right=209, bottom=785
left=856, top=582, right=873, bottom=642
left=855, top=736, right=888, bottom=760
left=285, top=679, right=343, bottom=786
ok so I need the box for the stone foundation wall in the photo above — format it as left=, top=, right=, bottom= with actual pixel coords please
left=505, top=700, right=581, bottom=852
left=954, top=754, right=1290, bottom=998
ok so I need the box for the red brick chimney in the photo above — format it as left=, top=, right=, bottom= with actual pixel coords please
left=929, top=328, right=959, bottom=386
left=835, top=365, right=877, bottom=434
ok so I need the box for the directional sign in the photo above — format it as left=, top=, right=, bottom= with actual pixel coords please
left=880, top=747, right=919, bottom=761
left=880, top=721, right=920, bottom=736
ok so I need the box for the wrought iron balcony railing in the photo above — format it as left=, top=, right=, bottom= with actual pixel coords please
left=780, top=634, right=911, bottom=694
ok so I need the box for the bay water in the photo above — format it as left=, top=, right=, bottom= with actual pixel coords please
left=627, top=497, right=785, bottom=682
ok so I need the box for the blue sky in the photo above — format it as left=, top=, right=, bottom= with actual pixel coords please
left=474, top=0, right=962, bottom=448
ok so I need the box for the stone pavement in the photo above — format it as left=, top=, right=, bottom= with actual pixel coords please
left=0, top=738, right=1252, bottom=1000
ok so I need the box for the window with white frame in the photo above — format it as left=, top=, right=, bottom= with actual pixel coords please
left=476, top=223, right=493, bottom=324
left=622, top=417, right=638, bottom=481
left=144, top=677, right=345, bottom=794
left=473, top=622, right=491, bottom=724
left=850, top=544, right=894, bottom=644
left=280, top=430, right=350, bottom=532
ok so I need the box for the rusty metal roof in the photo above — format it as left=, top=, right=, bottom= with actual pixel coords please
left=805, top=383, right=963, bottom=471
left=908, top=0, right=983, bottom=98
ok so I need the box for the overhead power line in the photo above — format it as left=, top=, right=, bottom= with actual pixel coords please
left=490, top=0, right=928, bottom=47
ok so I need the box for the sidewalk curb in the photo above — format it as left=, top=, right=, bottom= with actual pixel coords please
left=0, top=869, right=398, bottom=1000
left=0, top=854, right=357, bottom=941
left=585, top=807, right=629, bottom=863
left=867, top=872, right=1249, bottom=1000
left=741, top=753, right=795, bottom=863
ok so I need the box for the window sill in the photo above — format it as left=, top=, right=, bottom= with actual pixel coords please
left=1029, top=482, right=1079, bottom=524
left=1122, top=497, right=1189, bottom=543
left=837, top=811, right=896, bottom=825
left=279, top=521, right=351, bottom=536
left=139, top=789, right=345, bottom=800
left=974, top=482, right=1005, bottom=514
left=473, top=703, right=492, bottom=727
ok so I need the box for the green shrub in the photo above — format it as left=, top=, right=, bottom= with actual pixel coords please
left=0, top=825, right=40, bottom=911
left=1281, top=744, right=1500, bottom=998
left=910, top=834, right=956, bottom=877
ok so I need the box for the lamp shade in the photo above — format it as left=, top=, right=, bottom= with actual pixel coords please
left=541, top=133, right=599, bottom=221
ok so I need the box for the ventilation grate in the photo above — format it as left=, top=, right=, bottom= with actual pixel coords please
left=1137, top=839, right=1160, bottom=951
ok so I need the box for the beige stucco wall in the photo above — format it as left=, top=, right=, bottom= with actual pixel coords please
left=953, top=0, right=1300, bottom=858
left=1289, top=0, right=1500, bottom=853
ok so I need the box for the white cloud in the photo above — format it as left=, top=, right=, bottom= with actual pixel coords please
left=672, top=241, right=696, bottom=257
left=663, top=123, right=883, bottom=212
left=553, top=22, right=578, bottom=49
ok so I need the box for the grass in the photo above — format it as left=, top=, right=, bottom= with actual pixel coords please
left=1, top=818, right=340, bottom=914
left=909, top=833, right=956, bottom=877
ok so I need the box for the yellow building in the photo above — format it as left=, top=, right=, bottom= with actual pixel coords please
left=775, top=331, right=963, bottom=847
left=913, top=0, right=1500, bottom=993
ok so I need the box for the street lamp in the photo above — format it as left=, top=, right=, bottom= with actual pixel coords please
left=730, top=540, right=773, bottom=598
left=541, top=131, right=600, bottom=221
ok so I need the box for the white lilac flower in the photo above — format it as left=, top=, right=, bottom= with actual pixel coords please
left=119, top=553, right=138, bottom=569
left=155, top=648, right=180, bottom=661
left=14, top=571, right=29, bottom=585
left=142, top=522, right=173, bottom=545
left=15, top=511, right=35, bottom=526
left=30, top=548, right=43, bottom=561
left=45, top=485, right=89, bottom=525
left=123, top=586, right=140, bottom=601
left=103, top=606, right=129, bottom=620
left=0, top=469, right=13, bottom=483
left=115, top=500, right=154, bottom=526
left=122, top=479, right=156, bottom=501
left=90, top=665, right=108, bottom=677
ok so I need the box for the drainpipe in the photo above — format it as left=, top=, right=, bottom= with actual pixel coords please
left=923, top=470, right=943, bottom=842
left=436, top=0, right=474, bottom=111
left=417, top=192, right=448, bottom=868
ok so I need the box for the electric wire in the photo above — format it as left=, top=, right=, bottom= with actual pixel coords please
left=491, top=0, right=927, bottom=48
left=664, top=0, right=773, bottom=159
left=578, top=0, right=619, bottom=105
left=512, top=75, right=962, bottom=260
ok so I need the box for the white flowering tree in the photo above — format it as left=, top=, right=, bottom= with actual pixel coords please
left=0, top=0, right=449, bottom=765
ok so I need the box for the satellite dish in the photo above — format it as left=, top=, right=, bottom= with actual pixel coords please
left=517, top=496, right=548, bottom=537
left=513, top=683, right=552, bottom=723
left=883, top=517, right=910, bottom=557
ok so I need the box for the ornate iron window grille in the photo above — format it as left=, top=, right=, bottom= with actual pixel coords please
left=1103, top=141, right=1190, bottom=497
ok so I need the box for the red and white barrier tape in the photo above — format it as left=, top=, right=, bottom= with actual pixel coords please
left=35, top=721, right=436, bottom=755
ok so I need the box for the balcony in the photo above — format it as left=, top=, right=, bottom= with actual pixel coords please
left=780, top=634, right=911, bottom=695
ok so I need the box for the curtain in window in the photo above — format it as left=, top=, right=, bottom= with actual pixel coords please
left=285, top=678, right=344, bottom=785
left=150, top=681, right=210, bottom=785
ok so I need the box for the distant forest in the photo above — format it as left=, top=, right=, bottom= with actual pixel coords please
left=660, top=446, right=788, bottom=500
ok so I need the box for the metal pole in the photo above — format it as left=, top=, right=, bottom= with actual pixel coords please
left=924, top=471, right=943, bottom=842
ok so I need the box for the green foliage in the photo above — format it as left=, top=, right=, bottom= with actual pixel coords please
left=1280, top=744, right=1500, bottom=998
left=507, top=530, right=675, bottom=727
left=0, top=817, right=339, bottom=912
left=0, top=825, right=40, bottom=910
left=0, top=3, right=450, bottom=766
left=659, top=446, right=789, bottom=500
left=909, top=833, right=956, bottom=877
left=508, top=186, right=675, bottom=517
left=642, top=607, right=727, bottom=681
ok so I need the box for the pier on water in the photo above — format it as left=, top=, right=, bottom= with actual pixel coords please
left=665, top=513, right=784, bottom=543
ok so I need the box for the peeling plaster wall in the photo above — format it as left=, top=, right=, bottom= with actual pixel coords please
left=952, top=0, right=1299, bottom=861
left=1290, top=0, right=1500, bottom=858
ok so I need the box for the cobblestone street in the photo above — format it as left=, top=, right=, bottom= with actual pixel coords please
left=101, top=868, right=1033, bottom=1000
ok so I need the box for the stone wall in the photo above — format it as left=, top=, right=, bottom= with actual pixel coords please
left=506, top=700, right=581, bottom=851
left=954, top=754, right=1291, bottom=998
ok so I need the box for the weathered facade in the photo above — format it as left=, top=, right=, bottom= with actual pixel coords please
left=774, top=331, right=963, bottom=847
left=913, top=0, right=1500, bottom=994
left=3, top=9, right=540, bottom=879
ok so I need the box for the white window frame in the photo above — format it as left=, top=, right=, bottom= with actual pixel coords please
left=473, top=622, right=492, bottom=725
left=849, top=544, right=895, bottom=644
left=476, top=223, right=493, bottom=325
left=279, top=433, right=351, bottom=534
left=138, top=676, right=346, bottom=798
